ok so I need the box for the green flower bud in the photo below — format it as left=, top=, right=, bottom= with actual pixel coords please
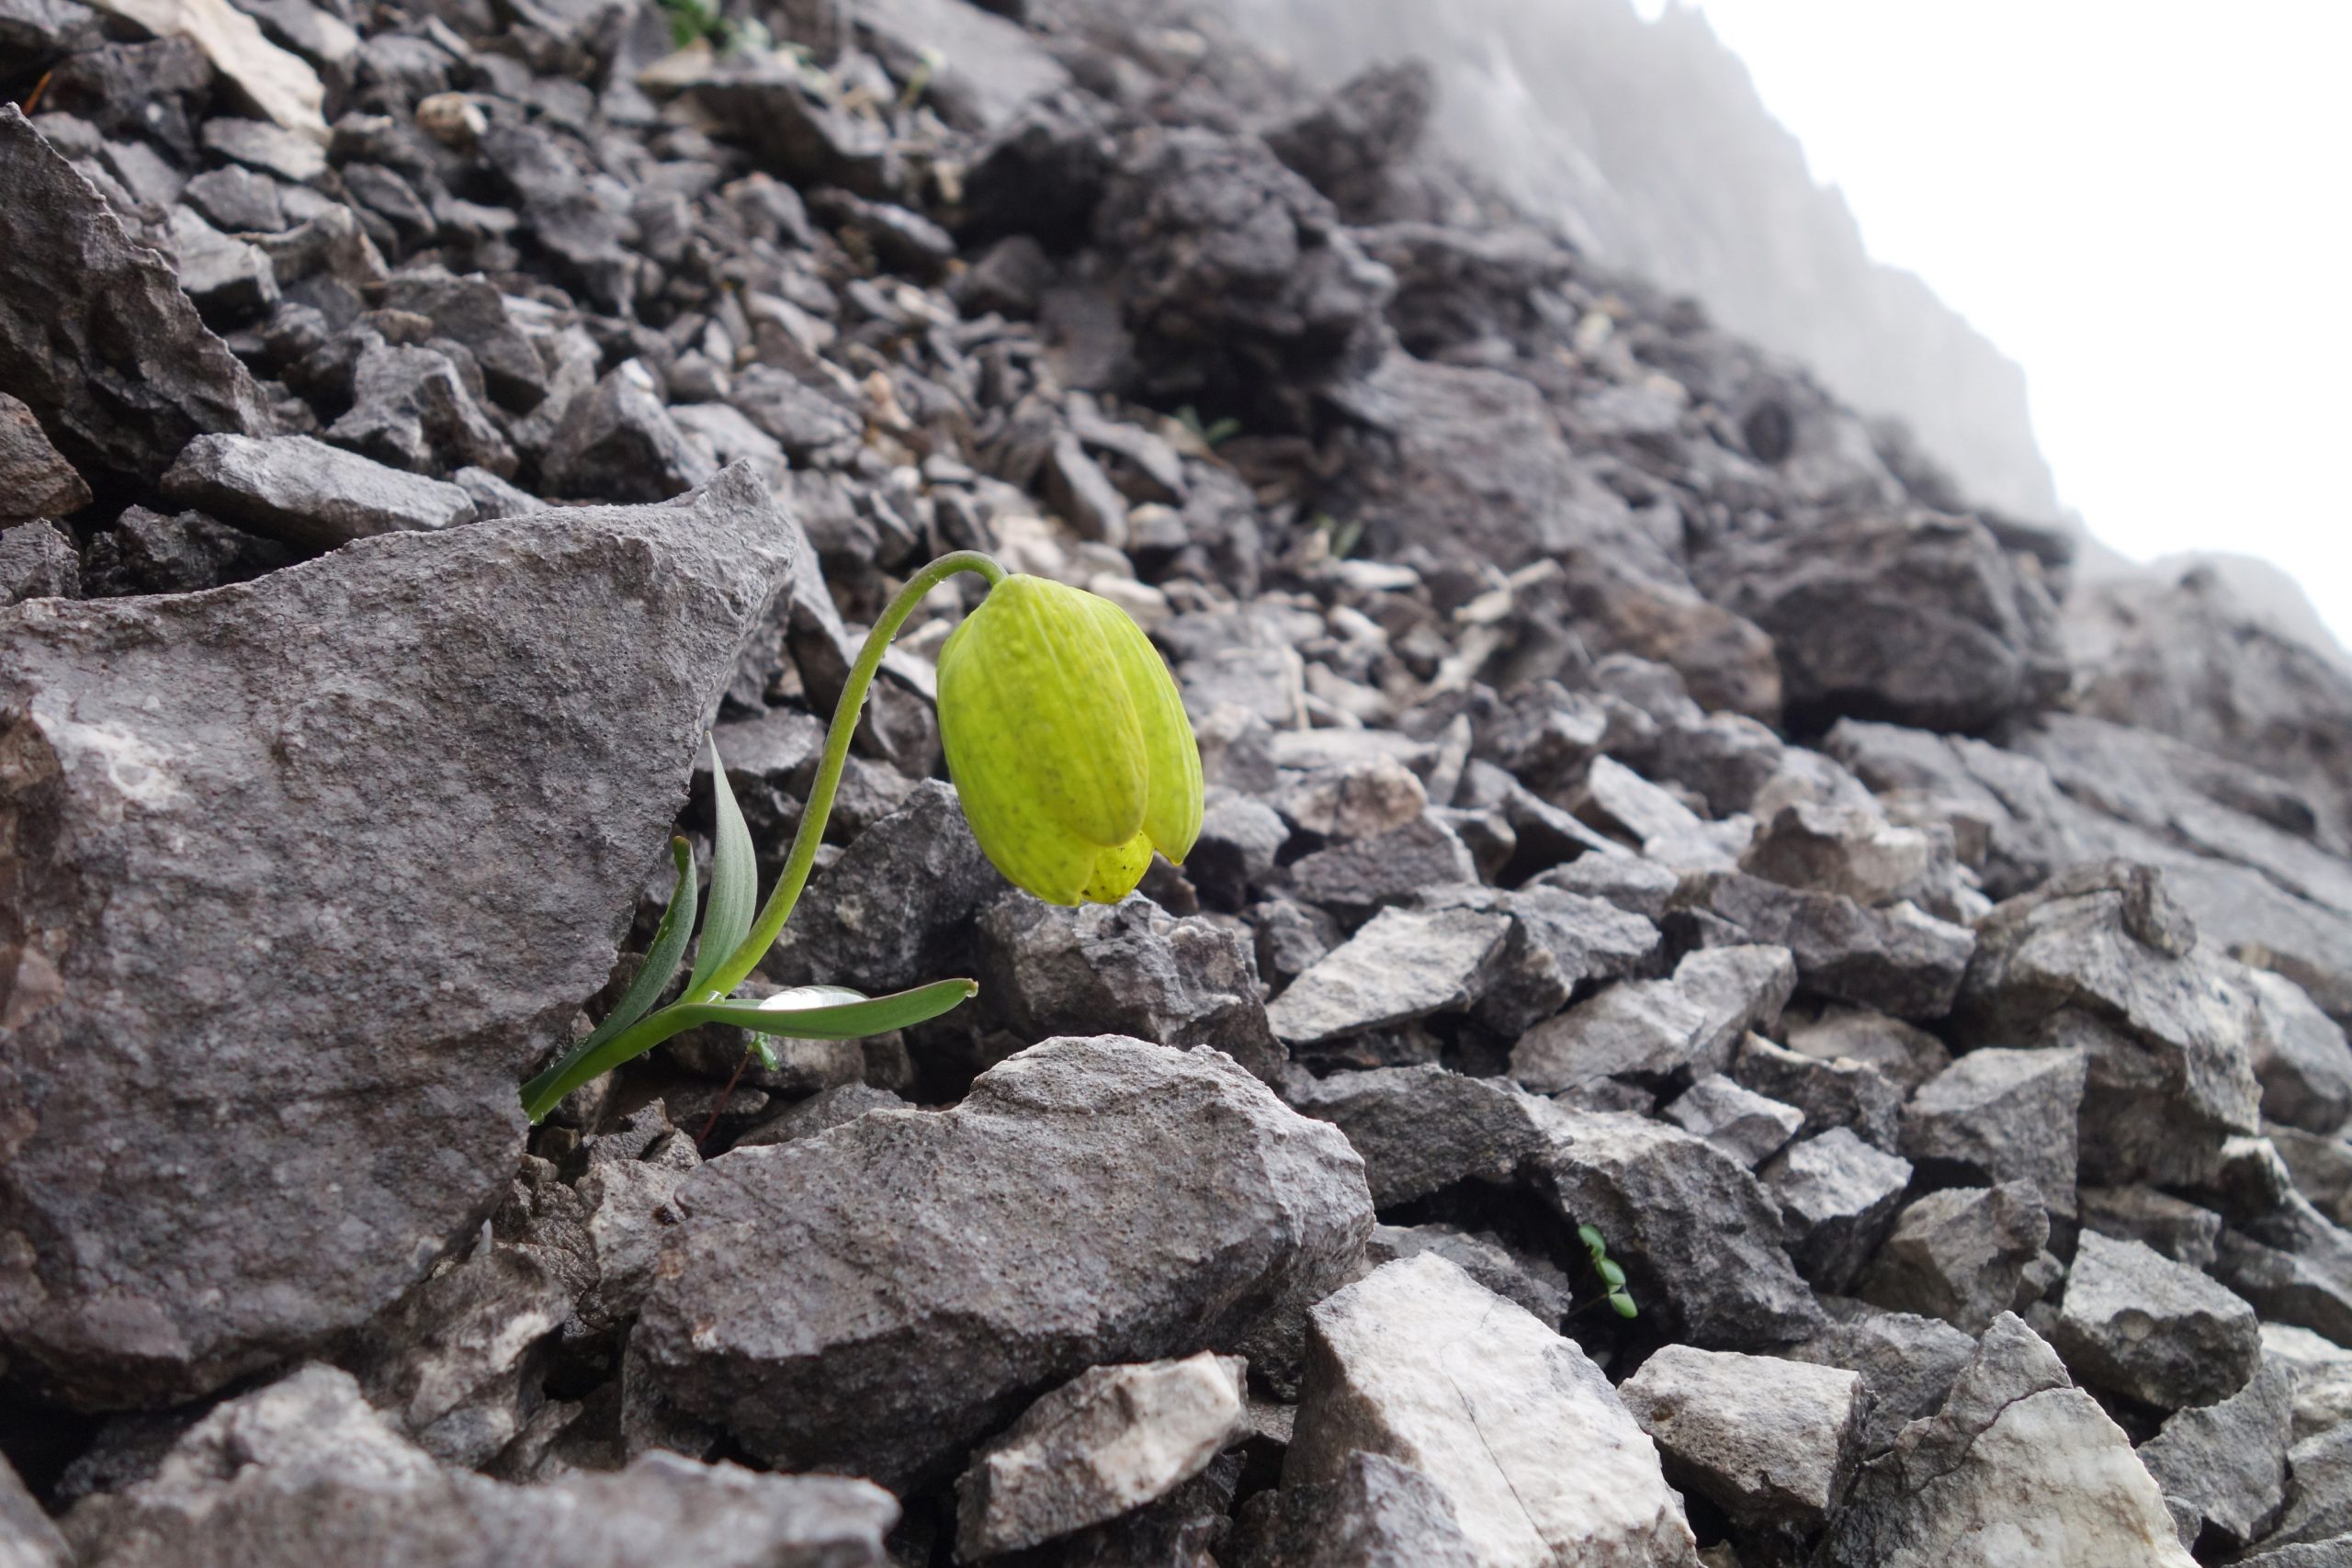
left=936, top=574, right=1204, bottom=906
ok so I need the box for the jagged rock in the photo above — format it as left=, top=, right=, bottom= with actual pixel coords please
left=1760, top=1128, right=1913, bottom=1292
left=1620, top=1345, right=1864, bottom=1530
left=1556, top=549, right=1782, bottom=722
left=0, top=390, right=92, bottom=522
left=1902, top=1046, right=2086, bottom=1218
left=1418, top=883, right=1662, bottom=1036
left=2263, top=1323, right=2352, bottom=1443
left=1093, top=127, right=1393, bottom=400
left=1272, top=753, right=1426, bottom=840
left=2251, top=966, right=2352, bottom=1134
left=2077, top=1187, right=2223, bottom=1269
left=1285, top=1256, right=1700, bottom=1567
left=2053, top=1230, right=2261, bottom=1411
left=2215, top=1193, right=2352, bottom=1346
left=1692, top=509, right=2066, bottom=733
left=1510, top=945, right=1792, bottom=1092
left=1741, top=799, right=1936, bottom=906
left=58, top=1366, right=897, bottom=1568
left=0, top=1451, right=70, bottom=1568
left=955, top=1352, right=1248, bottom=1560
left=326, top=339, right=516, bottom=478
left=1532, top=1105, right=1822, bottom=1347
left=1858, top=1183, right=2051, bottom=1335
left=2138, top=1357, right=2294, bottom=1550
left=1325, top=351, right=1655, bottom=572
left=977, top=895, right=1283, bottom=1082
left=1280, top=1065, right=1546, bottom=1209
left=543, top=363, right=718, bottom=503
left=1781, top=1298, right=1978, bottom=1454
left=1364, top=1225, right=1574, bottom=1328
left=355, top=1237, right=571, bottom=1467
left=761, top=779, right=1002, bottom=996
left=960, top=87, right=1114, bottom=245
left=2267, top=1426, right=2352, bottom=1552
left=1580, top=754, right=1751, bottom=873
left=161, top=432, right=476, bottom=549
left=733, top=1084, right=904, bottom=1149
left=376, top=268, right=547, bottom=411
left=2275, top=1124, right=2352, bottom=1227
left=1263, top=60, right=1434, bottom=222
left=80, top=505, right=298, bottom=595
left=636, top=1037, right=1373, bottom=1488
left=1782, top=1004, right=1951, bottom=1093
left=1284, top=814, right=1476, bottom=916
left=0, top=520, right=82, bottom=604
left=1265, top=906, right=1509, bottom=1046
left=854, top=0, right=1069, bottom=133
left=2235, top=1539, right=2352, bottom=1568
left=1227, top=1450, right=1480, bottom=1568
left=1661, top=1075, right=1804, bottom=1168
left=1, top=106, right=276, bottom=487
left=1679, top=872, right=1974, bottom=1019
left=1188, top=790, right=1289, bottom=907
left=1956, top=863, right=2264, bottom=1186
left=1730, top=1034, right=1905, bottom=1151
left=1817, top=1314, right=2195, bottom=1568
left=167, top=206, right=281, bottom=320
left=0, top=467, right=792, bottom=1408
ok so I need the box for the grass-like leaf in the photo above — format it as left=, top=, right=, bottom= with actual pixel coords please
left=683, top=734, right=755, bottom=1002
left=518, top=836, right=696, bottom=1122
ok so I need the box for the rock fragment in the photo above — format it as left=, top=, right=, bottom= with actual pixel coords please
left=1681, top=872, right=1974, bottom=1018
left=1760, top=1128, right=1913, bottom=1292
left=1280, top=1066, right=1547, bottom=1209
left=1858, top=1183, right=2051, bottom=1334
left=1781, top=1298, right=1978, bottom=1453
left=1266, top=906, right=1509, bottom=1046
left=161, top=432, right=475, bottom=548
left=1901, top=1045, right=2086, bottom=1217
left=1661, top=1075, right=1804, bottom=1168
left=2137, top=1357, right=2294, bottom=1550
left=0, top=391, right=92, bottom=522
left=2052, top=1230, right=2262, bottom=1411
left=1228, top=1450, right=1479, bottom=1568
left=1620, top=1345, right=1864, bottom=1529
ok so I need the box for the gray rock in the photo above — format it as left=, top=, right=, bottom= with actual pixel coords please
left=1365, top=1224, right=1575, bottom=1328
left=1679, top=872, right=1974, bottom=1019
left=2138, top=1356, right=2294, bottom=1549
left=161, top=433, right=476, bottom=550
left=1284, top=815, right=1476, bottom=917
left=59, top=1366, right=896, bottom=1568
left=2077, top=1187, right=2223, bottom=1269
left=1510, top=945, right=1792, bottom=1093
left=1280, top=1065, right=1547, bottom=1209
left=0, top=1453, right=70, bottom=1568
left=1661, top=1075, right=1804, bottom=1168
left=1761, top=1128, right=1913, bottom=1292
left=326, top=339, right=516, bottom=479
left=543, top=362, right=718, bottom=503
left=0, top=519, right=81, bottom=604
left=1859, top=1183, right=2051, bottom=1334
left=1693, top=509, right=2066, bottom=733
left=762, top=779, right=1002, bottom=996
left=1782, top=1004, right=1951, bottom=1094
left=356, top=1237, right=571, bottom=1468
left=1731, top=1034, right=1905, bottom=1150
left=1, top=105, right=276, bottom=488
left=0, top=390, right=91, bottom=522
left=1266, top=906, right=1509, bottom=1046
left=2053, top=1230, right=2262, bottom=1411
left=1227, top=1451, right=1480, bottom=1568
left=637, top=1037, right=1372, bottom=1488
left=978, top=896, right=1283, bottom=1083
left=2234, top=1538, right=2352, bottom=1568
left=1531, top=1104, right=1823, bottom=1347
left=1272, top=754, right=1426, bottom=840
left=956, top=1352, right=1249, bottom=1560
left=1817, top=1314, right=2194, bottom=1567
left=79, top=505, right=296, bottom=595
left=1902, top=1046, right=2087, bottom=1218
left=1741, top=799, right=1935, bottom=907
left=0, top=467, right=792, bottom=1408
left=1781, top=1298, right=1978, bottom=1454
left=1417, top=883, right=1661, bottom=1037
left=1957, top=866, right=2264, bottom=1187
left=2269, top=1426, right=2352, bottom=1551
left=2215, top=1193, right=2352, bottom=1346
left=2263, top=1321, right=2352, bottom=1442
left=377, top=269, right=547, bottom=411
left=1264, top=59, right=1434, bottom=220
left=1537, top=853, right=1681, bottom=921
left=1620, top=1345, right=1864, bottom=1529
left=1189, top=790, right=1289, bottom=907
left=2274, top=1123, right=2352, bottom=1227
left=732, top=1084, right=904, bottom=1149
left=2251, top=966, right=2352, bottom=1134
left=1285, top=1256, right=1700, bottom=1567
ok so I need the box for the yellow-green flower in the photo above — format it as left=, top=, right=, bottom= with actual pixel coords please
left=936, top=574, right=1203, bottom=906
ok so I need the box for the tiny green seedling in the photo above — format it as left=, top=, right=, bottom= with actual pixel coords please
left=520, top=550, right=1204, bottom=1122
left=1575, top=1223, right=1639, bottom=1320
left=1174, top=405, right=1242, bottom=448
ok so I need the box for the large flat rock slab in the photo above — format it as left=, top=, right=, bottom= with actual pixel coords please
left=0, top=464, right=794, bottom=1408
left=636, top=1036, right=1374, bottom=1489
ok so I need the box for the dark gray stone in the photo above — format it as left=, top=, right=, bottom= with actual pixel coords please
left=1263, top=60, right=1434, bottom=221
left=80, top=505, right=298, bottom=595
left=1620, top=1345, right=1864, bottom=1530
left=2215, top=1193, right=2352, bottom=1347
left=1902, top=1046, right=2087, bottom=1219
left=2077, top=1187, right=2223, bottom=1269
left=0, top=390, right=91, bottom=523
left=1511, top=944, right=1792, bottom=1093
left=1761, top=1128, right=1913, bottom=1293
left=1364, top=1224, right=1574, bottom=1327
left=1280, top=1065, right=1547, bottom=1209
left=978, top=895, right=1283, bottom=1082
left=1418, top=883, right=1661, bottom=1037
left=0, top=467, right=792, bottom=1408
left=0, top=106, right=276, bottom=488
left=1731, top=1034, right=1905, bottom=1151
left=543, top=363, right=719, bottom=503
left=1227, top=1451, right=1480, bottom=1568
left=636, top=1037, right=1373, bottom=1489
left=327, top=338, right=515, bottom=479
left=1782, top=1004, right=1951, bottom=1094
left=2053, top=1230, right=2261, bottom=1411
left=1661, top=1075, right=1804, bottom=1168
left=1679, top=871, right=1974, bottom=1019
left=1265, top=907, right=1508, bottom=1046
left=161, top=433, right=476, bottom=550
left=2250, top=966, right=2352, bottom=1134
left=1781, top=1297, right=1978, bottom=1454
left=2267, top=1426, right=2352, bottom=1552
left=2138, top=1356, right=2293, bottom=1549
left=1858, top=1183, right=2051, bottom=1335
left=1284, top=814, right=1476, bottom=918
left=0, top=520, right=82, bottom=604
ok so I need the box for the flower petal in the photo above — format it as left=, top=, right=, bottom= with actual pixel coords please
left=1081, top=590, right=1204, bottom=864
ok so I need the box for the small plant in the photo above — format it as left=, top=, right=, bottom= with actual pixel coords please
left=521, top=552, right=1203, bottom=1122
left=1574, top=1223, right=1639, bottom=1320
left=1174, top=405, right=1242, bottom=448
left=658, top=0, right=768, bottom=55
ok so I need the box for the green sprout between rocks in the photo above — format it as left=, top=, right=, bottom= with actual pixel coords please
left=1575, top=1223, right=1639, bottom=1320
left=520, top=551, right=1204, bottom=1122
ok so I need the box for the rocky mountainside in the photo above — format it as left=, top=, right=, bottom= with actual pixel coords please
left=3, top=0, right=2352, bottom=1564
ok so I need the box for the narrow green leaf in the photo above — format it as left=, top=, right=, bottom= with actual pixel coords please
left=684, top=733, right=757, bottom=1002
left=518, top=977, right=978, bottom=1122
left=518, top=837, right=696, bottom=1122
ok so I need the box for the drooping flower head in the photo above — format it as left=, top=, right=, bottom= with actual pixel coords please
left=935, top=573, right=1203, bottom=906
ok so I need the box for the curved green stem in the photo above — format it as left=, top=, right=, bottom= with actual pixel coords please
left=705, top=549, right=1004, bottom=997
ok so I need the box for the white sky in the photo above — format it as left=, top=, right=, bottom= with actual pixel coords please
left=1648, top=0, right=2352, bottom=642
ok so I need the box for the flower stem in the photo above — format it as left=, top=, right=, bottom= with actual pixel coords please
left=706, top=549, right=1004, bottom=997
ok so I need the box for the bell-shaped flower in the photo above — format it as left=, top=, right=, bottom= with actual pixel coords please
left=935, top=573, right=1203, bottom=905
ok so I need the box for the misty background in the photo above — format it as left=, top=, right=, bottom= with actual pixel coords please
left=1209, top=0, right=2352, bottom=658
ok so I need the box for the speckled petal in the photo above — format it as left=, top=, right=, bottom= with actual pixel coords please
left=1080, top=591, right=1204, bottom=864
left=1080, top=829, right=1155, bottom=904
